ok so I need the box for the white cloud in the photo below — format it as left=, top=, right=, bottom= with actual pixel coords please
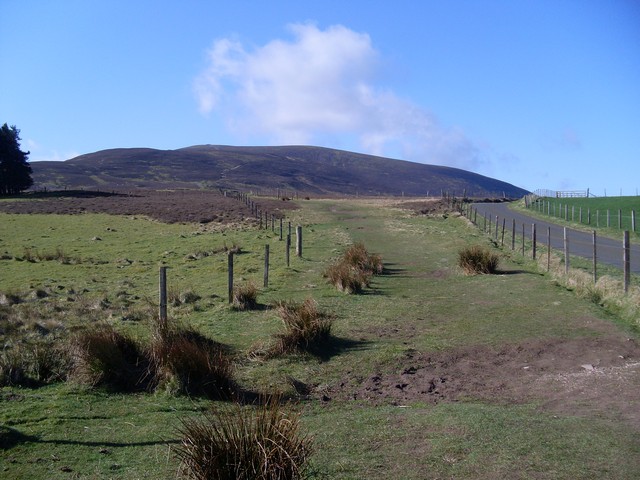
left=194, top=23, right=484, bottom=170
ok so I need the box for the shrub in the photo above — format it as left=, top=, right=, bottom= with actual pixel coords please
left=149, top=326, right=235, bottom=399
left=269, top=299, right=332, bottom=356
left=176, top=398, right=312, bottom=480
left=68, top=325, right=149, bottom=391
left=232, top=281, right=259, bottom=311
left=458, top=245, right=499, bottom=274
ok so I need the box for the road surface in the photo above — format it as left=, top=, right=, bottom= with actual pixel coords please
left=472, top=202, right=640, bottom=274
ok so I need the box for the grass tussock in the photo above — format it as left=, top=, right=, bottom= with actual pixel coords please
left=68, top=325, right=149, bottom=391
left=232, top=281, right=259, bottom=311
left=458, top=245, right=500, bottom=274
left=268, top=299, right=332, bottom=356
left=149, top=325, right=235, bottom=399
left=0, top=341, right=70, bottom=387
left=176, top=398, right=312, bottom=480
left=324, top=242, right=383, bottom=293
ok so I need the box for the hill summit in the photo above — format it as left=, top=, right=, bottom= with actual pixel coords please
left=31, top=145, right=528, bottom=197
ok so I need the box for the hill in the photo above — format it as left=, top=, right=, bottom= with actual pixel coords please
left=31, top=144, right=529, bottom=197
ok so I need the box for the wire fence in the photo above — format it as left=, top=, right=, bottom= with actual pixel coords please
left=524, top=195, right=638, bottom=233
left=460, top=202, right=638, bottom=293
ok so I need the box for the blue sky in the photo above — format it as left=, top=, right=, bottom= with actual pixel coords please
left=1, top=0, right=639, bottom=195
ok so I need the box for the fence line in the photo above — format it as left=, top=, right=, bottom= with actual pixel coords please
left=526, top=197, right=637, bottom=233
left=468, top=206, right=634, bottom=292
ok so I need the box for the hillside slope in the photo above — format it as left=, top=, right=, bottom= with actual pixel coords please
left=31, top=145, right=528, bottom=197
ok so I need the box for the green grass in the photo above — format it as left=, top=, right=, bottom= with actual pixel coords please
left=521, top=196, right=640, bottom=238
left=304, top=401, right=640, bottom=479
left=1, top=199, right=639, bottom=479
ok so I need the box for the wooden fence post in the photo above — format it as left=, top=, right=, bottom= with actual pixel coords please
left=521, top=223, right=525, bottom=256
left=618, top=209, right=622, bottom=229
left=495, top=216, right=499, bottom=240
left=296, top=226, right=302, bottom=257
left=511, top=218, right=516, bottom=250
left=159, top=266, right=168, bottom=325
left=279, top=218, right=283, bottom=241
left=547, top=227, right=551, bottom=272
left=532, top=223, right=537, bottom=260
left=632, top=210, right=636, bottom=232
left=286, top=234, right=291, bottom=267
left=264, top=244, right=270, bottom=288
left=228, top=252, right=234, bottom=304
left=501, top=218, right=506, bottom=246
left=592, top=230, right=597, bottom=284
left=564, top=227, right=569, bottom=275
left=623, top=231, right=630, bottom=293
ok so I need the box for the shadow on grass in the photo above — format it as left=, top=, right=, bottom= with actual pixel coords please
left=381, top=263, right=407, bottom=276
left=495, top=269, right=536, bottom=275
left=304, top=335, right=371, bottom=362
left=0, top=425, right=177, bottom=450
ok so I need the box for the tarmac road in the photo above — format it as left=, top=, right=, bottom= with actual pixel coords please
left=472, top=202, right=640, bottom=274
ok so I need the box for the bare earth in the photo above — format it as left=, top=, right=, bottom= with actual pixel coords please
left=0, top=189, right=296, bottom=224
left=329, top=333, right=640, bottom=428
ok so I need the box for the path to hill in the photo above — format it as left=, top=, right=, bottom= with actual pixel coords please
left=321, top=198, right=640, bottom=434
left=473, top=202, right=640, bottom=273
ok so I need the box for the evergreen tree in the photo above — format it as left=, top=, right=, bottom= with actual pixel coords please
left=0, top=123, right=33, bottom=195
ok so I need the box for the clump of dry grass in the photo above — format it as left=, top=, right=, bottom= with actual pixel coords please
left=0, top=341, right=70, bottom=387
left=267, top=299, right=332, bottom=356
left=149, top=325, right=235, bottom=399
left=458, top=245, right=500, bottom=274
left=175, top=398, right=312, bottom=480
left=68, top=325, right=149, bottom=391
left=324, top=243, right=383, bottom=293
left=232, top=281, right=259, bottom=311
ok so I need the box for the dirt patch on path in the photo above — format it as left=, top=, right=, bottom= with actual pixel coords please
left=330, top=335, right=640, bottom=428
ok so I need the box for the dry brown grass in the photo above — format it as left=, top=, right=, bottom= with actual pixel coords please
left=267, top=298, right=332, bottom=356
left=176, top=398, right=312, bottom=480
left=458, top=245, right=500, bottom=274
left=149, top=326, right=235, bottom=399
left=232, top=281, right=259, bottom=311
left=324, top=243, right=383, bottom=293
left=68, top=325, right=149, bottom=391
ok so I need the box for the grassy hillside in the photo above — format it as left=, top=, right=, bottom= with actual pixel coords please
left=30, top=145, right=529, bottom=198
left=1, top=198, right=638, bottom=479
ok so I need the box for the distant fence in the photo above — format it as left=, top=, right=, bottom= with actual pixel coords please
left=533, top=189, right=590, bottom=198
left=524, top=196, right=637, bottom=233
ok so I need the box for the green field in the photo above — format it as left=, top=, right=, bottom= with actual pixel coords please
left=1, top=199, right=639, bottom=479
left=523, top=196, right=640, bottom=237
